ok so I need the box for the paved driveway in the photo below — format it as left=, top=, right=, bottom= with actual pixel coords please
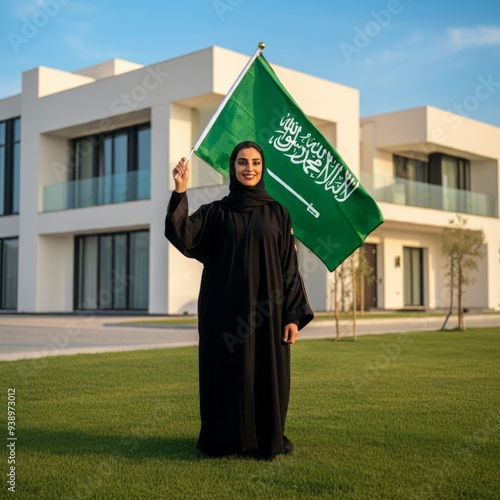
left=0, top=313, right=499, bottom=361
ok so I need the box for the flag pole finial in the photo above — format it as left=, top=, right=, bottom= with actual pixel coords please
left=186, top=41, right=266, bottom=164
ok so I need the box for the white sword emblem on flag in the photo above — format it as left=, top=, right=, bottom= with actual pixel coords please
left=267, top=169, right=320, bottom=218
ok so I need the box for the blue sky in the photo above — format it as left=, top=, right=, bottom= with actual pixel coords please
left=1, top=0, right=499, bottom=126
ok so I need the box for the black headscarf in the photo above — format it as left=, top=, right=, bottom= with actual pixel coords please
left=222, top=141, right=276, bottom=211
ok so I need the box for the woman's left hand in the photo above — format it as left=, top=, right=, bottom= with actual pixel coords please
left=283, top=323, right=299, bottom=344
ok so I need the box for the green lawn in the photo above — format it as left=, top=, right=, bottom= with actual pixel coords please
left=2, top=329, right=499, bottom=499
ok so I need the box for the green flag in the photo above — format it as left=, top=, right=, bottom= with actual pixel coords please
left=194, top=53, right=384, bottom=272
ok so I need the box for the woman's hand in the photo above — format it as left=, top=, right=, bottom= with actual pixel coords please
left=283, top=323, right=299, bottom=344
left=173, top=158, right=190, bottom=193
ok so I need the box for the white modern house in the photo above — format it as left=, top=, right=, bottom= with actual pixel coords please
left=0, top=46, right=498, bottom=314
left=360, top=107, right=500, bottom=311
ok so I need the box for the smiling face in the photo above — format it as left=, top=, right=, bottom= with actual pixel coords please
left=233, top=147, right=263, bottom=187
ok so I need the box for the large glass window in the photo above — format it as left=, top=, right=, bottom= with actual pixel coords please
left=74, top=124, right=149, bottom=180
left=12, top=119, right=20, bottom=214
left=0, top=122, right=5, bottom=214
left=71, top=123, right=150, bottom=207
left=441, top=154, right=471, bottom=211
left=393, top=153, right=472, bottom=212
left=75, top=230, right=149, bottom=311
left=1, top=238, right=18, bottom=310
left=74, top=137, right=96, bottom=207
left=110, top=131, right=128, bottom=203
left=0, top=117, right=21, bottom=216
left=129, top=231, right=149, bottom=310
left=137, top=127, right=151, bottom=171
left=428, top=152, right=471, bottom=191
left=394, top=155, right=429, bottom=183
left=403, top=247, right=424, bottom=307
left=76, top=235, right=98, bottom=309
left=395, top=153, right=470, bottom=189
left=441, top=155, right=470, bottom=191
left=394, top=155, right=429, bottom=206
left=98, top=235, right=114, bottom=309
left=75, top=137, right=95, bottom=179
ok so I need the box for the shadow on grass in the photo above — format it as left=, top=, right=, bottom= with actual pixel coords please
left=21, top=428, right=201, bottom=461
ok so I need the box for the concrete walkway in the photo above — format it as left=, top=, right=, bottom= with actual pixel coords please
left=0, top=313, right=499, bottom=361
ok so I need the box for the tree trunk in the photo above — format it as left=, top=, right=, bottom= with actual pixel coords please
left=351, top=256, right=357, bottom=342
left=458, top=266, right=466, bottom=331
left=340, top=266, right=346, bottom=312
left=334, top=271, right=340, bottom=340
left=360, top=272, right=365, bottom=318
left=441, top=256, right=454, bottom=331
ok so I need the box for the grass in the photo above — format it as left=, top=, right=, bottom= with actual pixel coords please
left=1, top=328, right=499, bottom=499
left=121, top=313, right=424, bottom=327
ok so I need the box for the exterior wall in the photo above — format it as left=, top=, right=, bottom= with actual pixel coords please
left=298, top=245, right=328, bottom=312
left=165, top=102, right=202, bottom=315
left=37, top=234, right=74, bottom=311
left=374, top=226, right=441, bottom=310
left=0, top=95, right=21, bottom=121
left=148, top=102, right=170, bottom=314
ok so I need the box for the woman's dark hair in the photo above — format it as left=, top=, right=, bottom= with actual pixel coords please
left=229, top=141, right=265, bottom=171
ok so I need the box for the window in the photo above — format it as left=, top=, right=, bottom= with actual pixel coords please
left=393, top=153, right=472, bottom=212
left=403, top=247, right=424, bottom=307
left=429, top=153, right=471, bottom=212
left=428, top=153, right=470, bottom=190
left=0, top=117, right=21, bottom=216
left=394, top=153, right=470, bottom=189
left=394, top=155, right=429, bottom=183
left=0, top=238, right=18, bottom=309
left=71, top=123, right=150, bottom=207
left=73, top=124, right=150, bottom=178
left=393, top=155, right=430, bottom=206
left=441, top=155, right=470, bottom=191
left=75, top=230, right=149, bottom=311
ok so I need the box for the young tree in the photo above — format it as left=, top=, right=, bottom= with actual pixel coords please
left=356, top=246, right=375, bottom=317
left=351, top=253, right=357, bottom=342
left=329, top=247, right=375, bottom=341
left=337, top=261, right=348, bottom=313
left=441, top=215, right=485, bottom=331
left=329, top=261, right=349, bottom=340
left=333, top=270, right=340, bottom=340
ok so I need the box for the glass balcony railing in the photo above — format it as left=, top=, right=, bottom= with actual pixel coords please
left=360, top=172, right=497, bottom=218
left=43, top=169, right=151, bottom=212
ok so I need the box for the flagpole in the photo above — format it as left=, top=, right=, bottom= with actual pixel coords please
left=182, top=42, right=266, bottom=164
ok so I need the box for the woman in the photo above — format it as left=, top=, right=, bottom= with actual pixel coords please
left=165, top=141, right=313, bottom=459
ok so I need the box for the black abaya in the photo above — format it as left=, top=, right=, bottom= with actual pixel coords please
left=165, top=191, right=313, bottom=458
